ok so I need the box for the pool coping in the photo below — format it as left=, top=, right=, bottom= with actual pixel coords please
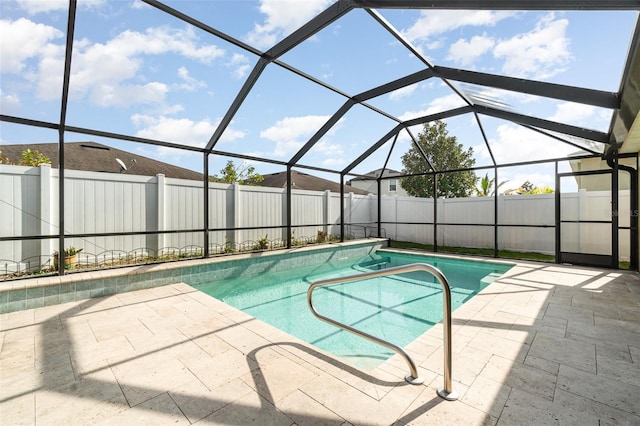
left=0, top=239, right=388, bottom=314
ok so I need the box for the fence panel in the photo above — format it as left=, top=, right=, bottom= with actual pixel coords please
left=238, top=185, right=284, bottom=244
left=0, top=165, right=42, bottom=270
left=439, top=197, right=494, bottom=225
left=0, top=165, right=632, bottom=271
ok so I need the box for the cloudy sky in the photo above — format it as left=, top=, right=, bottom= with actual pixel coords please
left=1, top=0, right=637, bottom=192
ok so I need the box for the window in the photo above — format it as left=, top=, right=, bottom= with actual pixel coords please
left=389, top=179, right=397, bottom=192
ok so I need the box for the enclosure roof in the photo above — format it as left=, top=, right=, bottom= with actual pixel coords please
left=1, top=0, right=639, bottom=179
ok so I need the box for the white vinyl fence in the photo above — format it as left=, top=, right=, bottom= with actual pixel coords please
left=0, top=164, right=630, bottom=272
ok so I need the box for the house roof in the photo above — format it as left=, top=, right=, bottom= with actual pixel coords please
left=0, top=142, right=204, bottom=181
left=259, top=170, right=370, bottom=195
left=349, top=168, right=403, bottom=182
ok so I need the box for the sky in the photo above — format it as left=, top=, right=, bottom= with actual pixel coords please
left=1, top=0, right=638, bottom=193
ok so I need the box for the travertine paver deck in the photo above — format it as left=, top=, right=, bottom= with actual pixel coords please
left=1, top=258, right=639, bottom=425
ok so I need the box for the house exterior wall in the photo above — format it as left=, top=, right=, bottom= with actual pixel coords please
left=350, top=178, right=410, bottom=197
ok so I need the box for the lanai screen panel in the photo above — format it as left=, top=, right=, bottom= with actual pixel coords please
left=0, top=0, right=638, bottom=276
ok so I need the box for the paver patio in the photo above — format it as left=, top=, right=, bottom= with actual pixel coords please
left=1, top=257, right=639, bottom=425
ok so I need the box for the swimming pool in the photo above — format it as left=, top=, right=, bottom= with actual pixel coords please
left=197, top=250, right=513, bottom=370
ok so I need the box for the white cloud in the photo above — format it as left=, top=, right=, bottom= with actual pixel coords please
left=473, top=101, right=603, bottom=188
left=322, top=157, right=346, bottom=167
left=476, top=122, right=584, bottom=167
left=156, top=103, right=185, bottom=115
left=501, top=168, right=556, bottom=192
left=447, top=34, right=495, bottom=67
left=310, top=139, right=343, bottom=156
left=132, top=115, right=245, bottom=148
left=493, top=14, right=571, bottom=79
left=320, top=64, right=333, bottom=80
left=547, top=102, right=595, bottom=126
left=21, top=23, right=225, bottom=106
left=90, top=82, right=168, bottom=107
left=14, top=0, right=105, bottom=15
left=94, top=26, right=224, bottom=65
left=402, top=10, right=515, bottom=44
left=245, top=0, right=333, bottom=49
left=399, top=94, right=466, bottom=121
left=0, top=18, right=63, bottom=74
left=227, top=53, right=251, bottom=79
left=130, top=0, right=149, bottom=10
left=176, top=66, right=206, bottom=92
left=260, top=115, right=331, bottom=157
left=389, top=83, right=418, bottom=101
left=0, top=90, right=20, bottom=113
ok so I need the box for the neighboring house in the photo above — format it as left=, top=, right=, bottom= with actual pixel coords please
left=569, top=156, right=636, bottom=191
left=259, top=170, right=369, bottom=195
left=347, top=168, right=409, bottom=196
left=568, top=112, right=639, bottom=191
left=0, top=141, right=204, bottom=180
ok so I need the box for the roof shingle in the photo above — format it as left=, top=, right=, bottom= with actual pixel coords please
left=0, top=142, right=204, bottom=181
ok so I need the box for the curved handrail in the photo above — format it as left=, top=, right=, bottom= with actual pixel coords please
left=307, top=262, right=458, bottom=400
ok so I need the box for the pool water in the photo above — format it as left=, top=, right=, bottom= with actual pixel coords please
left=197, top=251, right=513, bottom=370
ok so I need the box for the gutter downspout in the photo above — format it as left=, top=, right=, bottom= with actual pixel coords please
left=604, top=144, right=638, bottom=271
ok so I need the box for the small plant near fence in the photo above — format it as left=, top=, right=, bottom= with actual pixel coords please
left=253, top=235, right=270, bottom=251
left=316, top=230, right=328, bottom=243
left=53, top=247, right=83, bottom=270
left=224, top=238, right=236, bottom=254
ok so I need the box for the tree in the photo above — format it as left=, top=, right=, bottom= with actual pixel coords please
left=476, top=172, right=508, bottom=196
left=519, top=181, right=535, bottom=193
left=400, top=121, right=476, bottom=198
left=529, top=185, right=554, bottom=194
left=20, top=149, right=51, bottom=166
left=0, top=150, right=13, bottom=164
left=210, top=160, right=263, bottom=185
left=519, top=180, right=554, bottom=194
left=507, top=180, right=554, bottom=195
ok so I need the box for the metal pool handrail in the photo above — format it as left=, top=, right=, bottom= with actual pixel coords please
left=307, top=262, right=458, bottom=401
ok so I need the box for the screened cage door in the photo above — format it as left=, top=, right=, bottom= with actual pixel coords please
left=557, top=170, right=616, bottom=268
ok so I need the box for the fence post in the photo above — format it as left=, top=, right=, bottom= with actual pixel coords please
left=578, top=188, right=586, bottom=252
left=394, top=194, right=398, bottom=240
left=157, top=174, right=166, bottom=254
left=497, top=193, right=505, bottom=251
left=348, top=192, right=354, bottom=237
left=369, top=193, right=375, bottom=235
left=438, top=197, right=445, bottom=248
left=324, top=190, right=330, bottom=235
left=40, top=164, right=53, bottom=268
left=233, top=182, right=240, bottom=246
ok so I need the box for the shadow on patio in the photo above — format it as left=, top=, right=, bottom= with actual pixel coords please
left=1, top=261, right=639, bottom=425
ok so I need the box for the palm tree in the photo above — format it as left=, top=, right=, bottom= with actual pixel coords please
left=476, top=173, right=508, bottom=196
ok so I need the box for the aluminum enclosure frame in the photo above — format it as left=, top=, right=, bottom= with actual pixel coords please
left=1, top=0, right=639, bottom=276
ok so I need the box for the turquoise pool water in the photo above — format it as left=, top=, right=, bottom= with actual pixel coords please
left=197, top=251, right=513, bottom=370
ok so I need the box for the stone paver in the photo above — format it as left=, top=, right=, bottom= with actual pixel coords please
left=1, top=259, right=639, bottom=425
